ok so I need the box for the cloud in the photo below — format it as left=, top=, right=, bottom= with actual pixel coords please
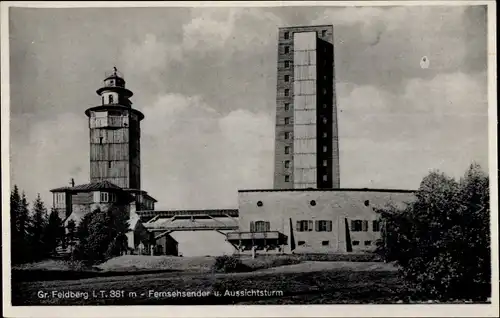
left=141, top=93, right=274, bottom=209
left=10, top=113, right=89, bottom=207
left=337, top=71, right=488, bottom=189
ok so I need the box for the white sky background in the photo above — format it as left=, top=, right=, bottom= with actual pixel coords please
left=9, top=5, right=488, bottom=210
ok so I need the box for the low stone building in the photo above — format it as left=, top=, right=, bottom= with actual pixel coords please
left=226, top=188, right=416, bottom=254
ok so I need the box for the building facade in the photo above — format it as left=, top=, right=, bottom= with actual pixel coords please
left=227, top=189, right=415, bottom=254
left=274, top=25, right=340, bottom=190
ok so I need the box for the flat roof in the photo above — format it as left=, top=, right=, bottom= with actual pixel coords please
left=238, top=188, right=416, bottom=194
left=279, top=24, right=333, bottom=30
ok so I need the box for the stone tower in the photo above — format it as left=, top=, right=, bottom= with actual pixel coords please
left=85, top=68, right=143, bottom=190
left=273, top=25, right=340, bottom=189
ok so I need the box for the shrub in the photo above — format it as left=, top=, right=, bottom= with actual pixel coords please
left=212, top=255, right=252, bottom=273
left=270, top=257, right=301, bottom=267
left=377, top=164, right=490, bottom=301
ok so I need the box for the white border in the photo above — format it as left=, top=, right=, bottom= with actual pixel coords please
left=1, top=1, right=498, bottom=317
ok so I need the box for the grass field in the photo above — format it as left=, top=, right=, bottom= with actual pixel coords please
left=12, top=257, right=404, bottom=305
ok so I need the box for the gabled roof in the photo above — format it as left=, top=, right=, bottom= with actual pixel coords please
left=50, top=180, right=123, bottom=193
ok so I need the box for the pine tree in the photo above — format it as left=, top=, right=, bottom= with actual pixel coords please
left=10, top=185, right=21, bottom=263
left=28, top=194, right=48, bottom=261
left=44, top=207, right=64, bottom=255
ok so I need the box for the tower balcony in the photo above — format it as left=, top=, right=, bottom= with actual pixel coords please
left=89, top=116, right=130, bottom=129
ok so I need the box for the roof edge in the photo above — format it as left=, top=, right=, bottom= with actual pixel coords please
left=238, top=188, right=417, bottom=194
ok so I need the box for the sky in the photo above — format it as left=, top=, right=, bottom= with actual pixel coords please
left=9, top=4, right=489, bottom=210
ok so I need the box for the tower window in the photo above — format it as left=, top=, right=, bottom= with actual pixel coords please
left=310, top=200, right=316, bottom=206
left=284, top=75, right=290, bottom=82
left=108, top=161, right=112, bottom=168
left=322, top=240, right=330, bottom=246
left=284, top=160, right=290, bottom=168
left=323, top=132, right=328, bottom=138
left=109, top=95, right=114, bottom=104
left=352, top=240, right=360, bottom=246
left=323, top=88, right=327, bottom=95
left=284, top=146, right=290, bottom=154
left=285, top=175, right=290, bottom=182
left=322, top=117, right=328, bottom=124
left=284, top=103, right=290, bottom=111
left=323, top=146, right=327, bottom=152
left=323, top=160, right=327, bottom=167
left=284, top=117, right=290, bottom=125
left=323, top=103, right=327, bottom=109
left=323, top=175, right=328, bottom=181
left=321, top=30, right=327, bottom=37
left=284, top=89, right=290, bottom=96
left=364, top=241, right=372, bottom=246
left=284, top=46, right=290, bottom=54
left=284, top=61, right=290, bottom=68
left=284, top=31, right=290, bottom=39
left=99, top=137, right=103, bottom=144
left=284, top=132, right=291, bottom=139
left=102, top=96, right=104, bottom=105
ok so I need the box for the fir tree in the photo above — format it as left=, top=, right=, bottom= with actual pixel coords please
left=28, top=194, right=48, bottom=261
left=44, top=207, right=64, bottom=255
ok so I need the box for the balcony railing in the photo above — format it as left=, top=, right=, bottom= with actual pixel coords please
left=90, top=116, right=129, bottom=129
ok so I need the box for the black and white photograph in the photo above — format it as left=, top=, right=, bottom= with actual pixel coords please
left=1, top=1, right=498, bottom=317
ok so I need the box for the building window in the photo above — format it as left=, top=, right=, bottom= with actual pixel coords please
left=100, top=192, right=109, bottom=202
left=323, top=175, right=328, bottom=181
left=251, top=220, right=270, bottom=232
left=296, top=220, right=313, bottom=232
left=257, top=201, right=263, bottom=207
left=108, top=161, right=112, bottom=168
left=284, top=131, right=291, bottom=139
left=323, top=103, right=327, bottom=109
left=323, top=88, right=327, bottom=95
left=255, top=221, right=270, bottom=232
left=284, top=103, right=290, bottom=111
left=316, top=220, right=333, bottom=232
left=321, top=30, right=327, bottom=37
left=323, top=146, right=327, bottom=152
left=109, top=95, right=114, bottom=104
left=284, top=160, right=290, bottom=168
left=323, top=132, right=328, bottom=138
left=322, top=117, right=328, bottom=124
left=284, top=74, right=290, bottom=82
left=323, top=160, right=327, bottom=167
left=372, top=220, right=381, bottom=232
left=284, top=117, right=290, bottom=125
left=284, top=31, right=289, bottom=39
left=298, top=241, right=306, bottom=246
left=284, top=146, right=290, bottom=154
left=322, top=240, right=330, bottom=246
left=102, top=96, right=105, bottom=105
left=284, top=60, right=290, bottom=68
left=99, top=137, right=103, bottom=144
left=364, top=241, right=372, bottom=246
left=284, top=89, right=290, bottom=96
left=351, top=220, right=369, bottom=232
left=364, top=200, right=370, bottom=206
left=310, top=200, right=316, bottom=206
left=285, top=175, right=290, bottom=182
left=352, top=240, right=360, bottom=246
left=284, top=46, right=290, bottom=54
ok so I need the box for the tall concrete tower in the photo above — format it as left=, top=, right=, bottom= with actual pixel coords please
left=273, top=25, right=340, bottom=190
left=85, top=68, right=142, bottom=190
